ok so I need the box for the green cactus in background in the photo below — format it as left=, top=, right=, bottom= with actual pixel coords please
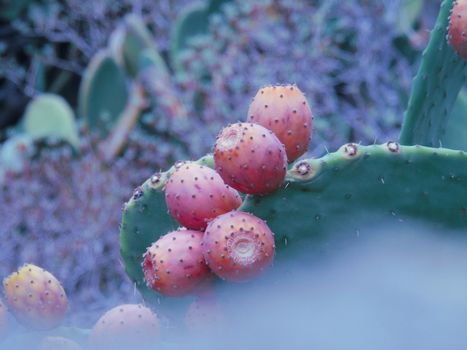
left=22, top=94, right=79, bottom=149
left=110, top=14, right=161, bottom=78
left=170, top=0, right=231, bottom=74
left=170, top=2, right=210, bottom=74
left=78, top=50, right=129, bottom=137
left=399, top=0, right=467, bottom=146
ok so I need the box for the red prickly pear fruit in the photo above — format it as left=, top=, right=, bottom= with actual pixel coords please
left=143, top=229, right=212, bottom=296
left=165, top=162, right=242, bottom=230
left=247, top=84, right=313, bottom=162
left=39, top=336, right=82, bottom=350
left=213, top=122, right=287, bottom=195
left=448, top=0, right=467, bottom=60
left=2, top=264, right=68, bottom=330
left=0, top=300, right=9, bottom=342
left=89, top=304, right=159, bottom=349
left=185, top=296, right=225, bottom=334
left=203, top=211, right=275, bottom=282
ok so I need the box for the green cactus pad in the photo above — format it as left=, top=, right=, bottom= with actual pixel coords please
left=170, top=2, right=209, bottom=73
left=207, top=0, right=233, bottom=14
left=112, top=15, right=160, bottom=77
left=399, top=0, right=467, bottom=146
left=120, top=144, right=467, bottom=306
left=78, top=50, right=128, bottom=137
left=22, top=94, right=79, bottom=149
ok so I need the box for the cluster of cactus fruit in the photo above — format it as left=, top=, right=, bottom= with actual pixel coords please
left=141, top=84, right=312, bottom=296
left=1, top=0, right=467, bottom=348
left=120, top=0, right=467, bottom=313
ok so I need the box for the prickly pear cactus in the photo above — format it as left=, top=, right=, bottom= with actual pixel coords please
left=78, top=50, right=128, bottom=137
left=22, top=94, right=79, bottom=149
left=120, top=144, right=467, bottom=306
left=399, top=0, right=467, bottom=146
left=120, top=0, right=467, bottom=314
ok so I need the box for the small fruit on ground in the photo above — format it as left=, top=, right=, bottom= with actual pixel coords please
left=89, top=304, right=159, bottom=349
left=143, top=229, right=212, bottom=296
left=448, top=0, right=467, bottom=60
left=165, top=162, right=242, bottom=230
left=247, top=84, right=313, bottom=162
left=214, top=122, right=287, bottom=195
left=3, top=264, right=68, bottom=330
left=39, top=336, right=82, bottom=350
left=203, top=211, right=275, bottom=282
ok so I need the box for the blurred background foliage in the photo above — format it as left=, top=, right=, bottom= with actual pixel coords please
left=0, top=0, right=443, bottom=323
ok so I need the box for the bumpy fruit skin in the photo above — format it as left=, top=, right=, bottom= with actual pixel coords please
left=39, top=336, right=82, bottom=350
left=143, top=229, right=212, bottom=296
left=214, top=123, right=287, bottom=195
left=247, top=84, right=313, bottom=162
left=2, top=264, right=67, bottom=330
left=203, top=211, right=275, bottom=282
left=0, top=300, right=8, bottom=342
left=165, top=162, right=242, bottom=230
left=448, top=0, right=467, bottom=60
left=89, top=304, right=159, bottom=349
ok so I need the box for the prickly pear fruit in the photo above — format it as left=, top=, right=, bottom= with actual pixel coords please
left=143, top=229, right=212, bottom=296
left=165, top=162, right=242, bottom=230
left=0, top=300, right=8, bottom=342
left=448, top=0, right=467, bottom=60
left=89, top=304, right=159, bottom=349
left=247, top=84, right=313, bottom=162
left=2, top=264, right=68, bottom=330
left=203, top=211, right=275, bottom=282
left=213, top=123, right=287, bottom=195
left=39, top=336, right=82, bottom=350
left=185, top=296, right=225, bottom=334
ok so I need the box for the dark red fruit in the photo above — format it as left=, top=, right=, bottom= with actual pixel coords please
left=247, top=84, right=313, bottom=162
left=213, top=123, right=287, bottom=195
left=143, top=229, right=212, bottom=296
left=203, top=211, right=275, bottom=282
left=165, top=162, right=242, bottom=230
left=449, top=0, right=467, bottom=60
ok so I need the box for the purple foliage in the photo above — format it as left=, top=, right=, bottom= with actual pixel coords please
left=0, top=137, right=163, bottom=325
left=177, top=0, right=435, bottom=154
